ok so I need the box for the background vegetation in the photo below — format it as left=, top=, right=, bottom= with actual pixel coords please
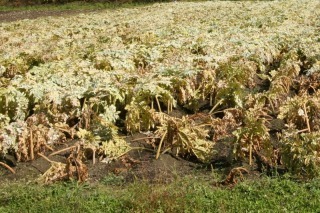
left=0, top=0, right=164, bottom=7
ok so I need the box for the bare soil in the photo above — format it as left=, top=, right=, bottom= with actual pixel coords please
left=0, top=9, right=97, bottom=23
left=0, top=132, right=223, bottom=184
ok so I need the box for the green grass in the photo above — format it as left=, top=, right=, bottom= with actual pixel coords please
left=0, top=1, right=156, bottom=12
left=1, top=175, right=320, bottom=212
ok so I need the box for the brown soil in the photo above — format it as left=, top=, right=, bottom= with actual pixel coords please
left=0, top=9, right=97, bottom=23
left=0, top=132, right=223, bottom=184
left=0, top=128, right=249, bottom=186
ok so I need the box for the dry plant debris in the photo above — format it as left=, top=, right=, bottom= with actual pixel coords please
left=0, top=0, right=320, bottom=181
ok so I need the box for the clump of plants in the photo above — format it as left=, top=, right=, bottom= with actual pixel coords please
left=0, top=0, right=319, bottom=182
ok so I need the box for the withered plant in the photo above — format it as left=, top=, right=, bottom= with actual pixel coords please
left=280, top=126, right=320, bottom=178
left=155, top=114, right=215, bottom=163
left=38, top=147, right=88, bottom=184
left=233, top=106, right=272, bottom=166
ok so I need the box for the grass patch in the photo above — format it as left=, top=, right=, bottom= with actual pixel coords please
left=0, top=1, right=155, bottom=12
left=1, top=176, right=320, bottom=212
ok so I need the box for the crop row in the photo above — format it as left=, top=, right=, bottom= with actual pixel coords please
left=0, top=1, right=319, bottom=181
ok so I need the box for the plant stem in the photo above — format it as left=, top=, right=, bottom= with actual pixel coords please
left=209, top=99, right=224, bottom=114
left=297, top=128, right=309, bottom=133
left=93, top=149, right=96, bottom=165
left=156, top=130, right=167, bottom=159
left=38, top=153, right=55, bottom=164
left=155, top=96, right=162, bottom=113
left=29, top=128, right=34, bottom=160
left=249, top=143, right=252, bottom=166
left=44, top=144, right=54, bottom=151
left=0, top=162, right=15, bottom=174
left=303, top=103, right=311, bottom=133
left=161, top=147, right=172, bottom=155
left=130, top=136, right=160, bottom=142
left=249, top=135, right=253, bottom=166
left=151, top=98, right=154, bottom=109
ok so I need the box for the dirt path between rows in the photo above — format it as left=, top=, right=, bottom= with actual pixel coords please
left=0, top=133, right=216, bottom=184
left=0, top=9, right=97, bottom=23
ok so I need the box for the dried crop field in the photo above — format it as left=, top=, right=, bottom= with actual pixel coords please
left=0, top=0, right=319, bottom=183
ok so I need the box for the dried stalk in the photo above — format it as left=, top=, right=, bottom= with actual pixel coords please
left=49, top=145, right=77, bottom=156
left=0, top=162, right=15, bottom=174
left=38, top=153, right=55, bottom=164
left=156, top=130, right=167, bottom=159
left=151, top=98, right=154, bottom=109
left=130, top=136, right=160, bottom=142
left=155, top=96, right=162, bottom=113
left=221, top=167, right=249, bottom=185
left=303, top=103, right=311, bottom=133
left=44, top=144, right=54, bottom=151
left=297, top=128, right=309, bottom=133
left=161, top=147, right=172, bottom=156
left=249, top=143, right=253, bottom=166
left=86, top=147, right=96, bottom=165
left=93, top=149, right=96, bottom=165
left=29, top=129, right=34, bottom=160
left=249, top=133, right=254, bottom=166
left=209, top=98, right=224, bottom=114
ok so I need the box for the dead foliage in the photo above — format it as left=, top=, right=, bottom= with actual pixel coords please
left=37, top=146, right=88, bottom=184
left=220, top=167, right=249, bottom=186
